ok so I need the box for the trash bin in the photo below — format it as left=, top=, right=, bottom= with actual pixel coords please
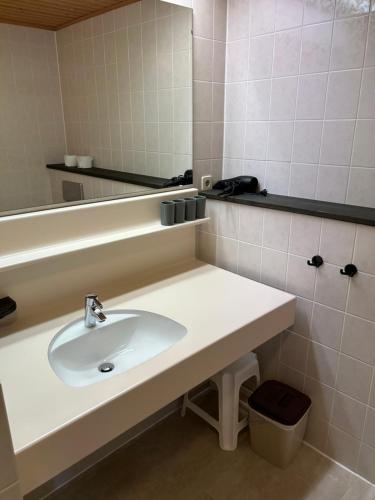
left=248, top=380, right=311, bottom=468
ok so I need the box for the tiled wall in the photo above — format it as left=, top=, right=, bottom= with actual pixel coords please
left=192, top=0, right=227, bottom=188
left=197, top=200, right=375, bottom=483
left=56, top=0, right=192, bottom=179
left=222, top=0, right=375, bottom=208
left=0, top=385, right=21, bottom=499
left=48, top=169, right=152, bottom=204
left=0, top=23, right=66, bottom=212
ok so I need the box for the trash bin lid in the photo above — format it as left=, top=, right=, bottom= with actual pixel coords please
left=249, top=380, right=311, bottom=426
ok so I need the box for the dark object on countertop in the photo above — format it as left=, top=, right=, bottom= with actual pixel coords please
left=213, top=176, right=259, bottom=197
left=340, top=264, right=358, bottom=277
left=164, top=170, right=193, bottom=187
left=249, top=380, right=311, bottom=426
left=307, top=255, right=324, bottom=268
left=0, top=297, right=17, bottom=320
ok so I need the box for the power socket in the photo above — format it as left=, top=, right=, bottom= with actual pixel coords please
left=200, top=175, right=213, bottom=191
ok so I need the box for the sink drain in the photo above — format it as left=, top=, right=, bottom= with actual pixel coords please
left=98, top=362, right=115, bottom=373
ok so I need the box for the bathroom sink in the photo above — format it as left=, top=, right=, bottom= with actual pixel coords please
left=48, top=310, right=187, bottom=387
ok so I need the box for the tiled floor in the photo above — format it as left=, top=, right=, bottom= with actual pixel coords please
left=48, top=406, right=375, bottom=500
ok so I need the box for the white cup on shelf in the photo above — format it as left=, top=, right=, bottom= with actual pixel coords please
left=64, top=155, right=77, bottom=167
left=77, top=156, right=93, bottom=169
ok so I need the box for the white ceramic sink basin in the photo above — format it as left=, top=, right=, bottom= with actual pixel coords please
left=48, top=310, right=187, bottom=387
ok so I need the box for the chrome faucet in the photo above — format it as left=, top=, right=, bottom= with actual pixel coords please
left=84, top=294, right=107, bottom=328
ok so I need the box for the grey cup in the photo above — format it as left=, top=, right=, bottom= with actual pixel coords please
left=194, top=195, right=206, bottom=219
left=160, top=201, right=175, bottom=226
left=184, top=197, right=197, bottom=221
left=173, top=199, right=186, bottom=223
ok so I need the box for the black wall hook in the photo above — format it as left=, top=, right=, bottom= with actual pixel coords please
left=307, top=255, right=324, bottom=268
left=340, top=264, right=358, bottom=277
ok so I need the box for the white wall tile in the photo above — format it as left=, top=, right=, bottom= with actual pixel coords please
left=326, top=426, right=360, bottom=470
left=193, top=0, right=214, bottom=38
left=342, top=315, right=375, bottom=365
left=287, top=254, right=317, bottom=299
left=296, top=73, right=328, bottom=120
left=217, top=202, right=239, bottom=238
left=265, top=161, right=291, bottom=194
left=354, top=225, right=375, bottom=274
left=226, top=39, right=249, bottom=82
left=311, top=303, right=344, bottom=349
left=224, top=122, right=245, bottom=158
left=363, top=408, right=375, bottom=448
left=250, top=0, right=276, bottom=36
left=261, top=247, right=288, bottom=289
left=358, top=68, right=375, bottom=119
left=280, top=330, right=308, bottom=372
left=320, top=120, right=356, bottom=166
left=303, top=0, right=335, bottom=24
left=225, top=82, right=247, bottom=121
left=320, top=219, right=356, bottom=265
left=300, top=23, right=332, bottom=74
left=246, top=80, right=271, bottom=120
left=273, top=28, right=302, bottom=77
left=238, top=205, right=264, bottom=244
left=325, top=69, right=362, bottom=119
left=263, top=209, right=291, bottom=251
left=358, top=444, right=375, bottom=485
left=275, top=0, right=303, bottom=31
left=0, top=483, right=22, bottom=500
left=270, top=77, right=298, bottom=120
left=238, top=242, right=262, bottom=280
left=292, top=121, right=323, bottom=164
left=336, top=354, right=373, bottom=403
left=315, top=263, right=349, bottom=310
left=365, top=14, right=375, bottom=66
left=347, top=168, right=375, bottom=208
left=352, top=120, right=375, bottom=168
left=330, top=16, right=369, bottom=70
left=316, top=165, right=350, bottom=203
left=289, top=214, right=321, bottom=257
left=268, top=121, right=294, bottom=162
left=289, top=163, right=318, bottom=198
left=348, top=272, right=375, bottom=321
left=248, top=34, right=274, bottom=80
left=216, top=235, right=238, bottom=272
left=331, top=392, right=366, bottom=439
left=244, top=122, right=269, bottom=160
left=307, top=341, right=339, bottom=386
left=227, top=0, right=249, bottom=41
left=291, top=297, right=313, bottom=337
left=305, top=376, right=334, bottom=422
left=278, top=363, right=305, bottom=390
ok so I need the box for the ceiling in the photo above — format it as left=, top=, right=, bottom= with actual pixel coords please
left=0, top=0, right=139, bottom=31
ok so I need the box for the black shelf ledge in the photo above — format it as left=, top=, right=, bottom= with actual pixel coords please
left=47, top=164, right=170, bottom=190
left=202, top=190, right=375, bottom=227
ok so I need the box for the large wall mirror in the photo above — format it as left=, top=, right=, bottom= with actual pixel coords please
left=0, top=0, right=192, bottom=216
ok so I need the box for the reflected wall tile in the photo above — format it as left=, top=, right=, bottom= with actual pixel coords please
left=335, top=0, right=370, bottom=19
left=320, top=120, right=356, bottom=166
left=275, top=0, right=304, bottom=31
left=273, top=28, right=302, bottom=77
left=347, top=168, right=375, bottom=208
left=358, top=68, right=375, bottom=119
left=352, top=120, right=375, bottom=168
left=250, top=0, right=276, bottom=36
left=325, top=69, right=362, bottom=119
left=227, top=0, right=250, bottom=41
left=296, top=73, right=328, bottom=120
left=248, top=34, right=274, bottom=80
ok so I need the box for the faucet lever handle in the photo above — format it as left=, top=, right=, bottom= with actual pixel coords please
left=85, top=293, right=103, bottom=309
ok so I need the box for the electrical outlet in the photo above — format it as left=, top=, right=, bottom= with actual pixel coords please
left=201, top=175, right=213, bottom=191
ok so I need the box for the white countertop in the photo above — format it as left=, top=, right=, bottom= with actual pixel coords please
left=0, top=260, right=295, bottom=493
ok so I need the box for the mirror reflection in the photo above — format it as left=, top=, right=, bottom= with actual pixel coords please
left=0, top=0, right=192, bottom=215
